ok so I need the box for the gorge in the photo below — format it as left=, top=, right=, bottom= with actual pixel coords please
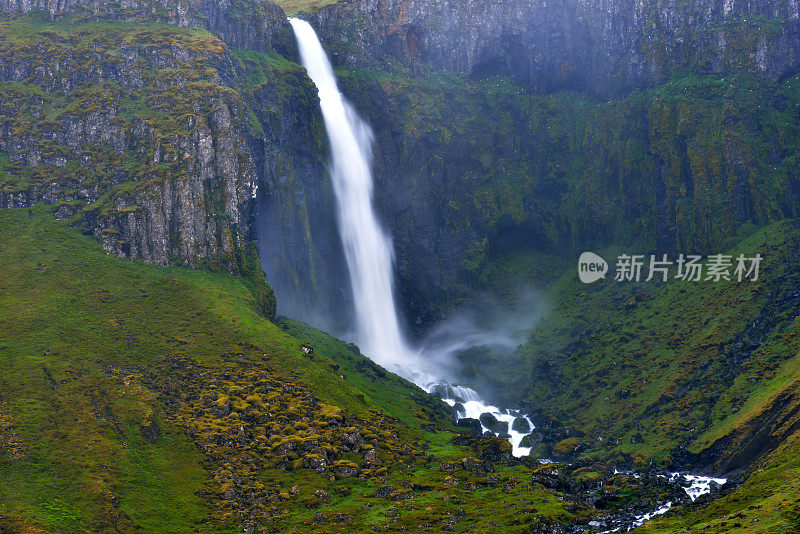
left=2, top=0, right=800, bottom=532
left=289, top=15, right=542, bottom=458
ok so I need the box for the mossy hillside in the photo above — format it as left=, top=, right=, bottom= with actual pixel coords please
left=273, top=0, right=339, bottom=16
left=0, top=205, right=428, bottom=530
left=0, top=206, right=703, bottom=532
left=637, top=428, right=800, bottom=533
left=475, top=220, right=800, bottom=469
left=230, top=47, right=325, bottom=144
left=0, top=16, right=261, bottom=271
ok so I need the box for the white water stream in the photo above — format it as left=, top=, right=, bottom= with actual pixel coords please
left=289, top=17, right=533, bottom=453
left=288, top=19, right=725, bottom=523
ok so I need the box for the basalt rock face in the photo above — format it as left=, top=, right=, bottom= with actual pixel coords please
left=287, top=0, right=800, bottom=327
left=0, top=0, right=313, bottom=276
left=243, top=56, right=352, bottom=328
left=0, top=21, right=253, bottom=270
left=310, top=0, right=800, bottom=96
left=324, top=58, right=800, bottom=326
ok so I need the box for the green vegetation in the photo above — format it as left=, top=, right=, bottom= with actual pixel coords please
left=330, top=63, right=800, bottom=529
left=0, top=205, right=613, bottom=533
left=640, top=431, right=800, bottom=533
left=2, top=5, right=800, bottom=532
left=468, top=221, right=800, bottom=464
left=0, top=15, right=259, bottom=272
left=273, top=0, right=340, bottom=16
left=335, top=67, right=800, bottom=301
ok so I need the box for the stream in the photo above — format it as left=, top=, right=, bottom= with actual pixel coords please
left=289, top=17, right=727, bottom=532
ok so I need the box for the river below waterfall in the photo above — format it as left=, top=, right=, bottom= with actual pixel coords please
left=289, top=17, right=726, bottom=532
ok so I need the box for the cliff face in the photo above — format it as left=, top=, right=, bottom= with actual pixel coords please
left=337, top=71, right=789, bottom=324
left=311, top=0, right=800, bottom=95
left=273, top=0, right=800, bottom=326
left=238, top=51, right=352, bottom=327
left=0, top=0, right=307, bottom=276
left=0, top=0, right=296, bottom=56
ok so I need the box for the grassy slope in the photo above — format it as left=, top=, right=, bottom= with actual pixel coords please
left=486, top=221, right=800, bottom=461
left=468, top=221, right=800, bottom=531
left=0, top=205, right=435, bottom=531
left=638, top=431, right=800, bottom=532
left=0, top=206, right=585, bottom=533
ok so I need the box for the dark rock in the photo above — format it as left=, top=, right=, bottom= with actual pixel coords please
left=511, top=417, right=531, bottom=434
left=363, top=448, right=379, bottom=464
left=475, top=436, right=513, bottom=464
left=531, top=443, right=551, bottom=459
left=531, top=465, right=564, bottom=490
left=341, top=430, right=364, bottom=450
left=479, top=412, right=508, bottom=434
left=313, top=0, right=800, bottom=96
left=141, top=412, right=160, bottom=444
left=455, top=417, right=483, bottom=436
left=333, top=514, right=353, bottom=525
left=460, top=457, right=486, bottom=473
left=302, top=455, right=327, bottom=472
left=374, top=486, right=396, bottom=499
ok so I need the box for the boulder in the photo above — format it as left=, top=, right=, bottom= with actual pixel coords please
left=479, top=412, right=508, bottom=434
left=511, top=417, right=532, bottom=434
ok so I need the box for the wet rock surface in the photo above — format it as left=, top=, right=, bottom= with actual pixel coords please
left=311, top=0, right=800, bottom=96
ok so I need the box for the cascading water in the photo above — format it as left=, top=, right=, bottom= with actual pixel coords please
left=288, top=18, right=412, bottom=369
left=289, top=17, right=537, bottom=456
left=287, top=19, right=728, bottom=525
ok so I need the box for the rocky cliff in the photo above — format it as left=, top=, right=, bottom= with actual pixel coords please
left=310, top=0, right=800, bottom=96
left=265, top=0, right=800, bottom=327
left=0, top=0, right=295, bottom=56
left=0, top=0, right=306, bottom=285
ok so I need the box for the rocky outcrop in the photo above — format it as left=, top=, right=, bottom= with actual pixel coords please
left=0, top=0, right=313, bottom=277
left=310, top=0, right=800, bottom=96
left=244, top=58, right=352, bottom=326
left=0, top=20, right=261, bottom=270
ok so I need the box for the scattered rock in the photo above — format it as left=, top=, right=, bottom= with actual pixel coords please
left=363, top=448, right=379, bottom=464
left=141, top=411, right=160, bottom=444
left=455, top=417, right=482, bottom=436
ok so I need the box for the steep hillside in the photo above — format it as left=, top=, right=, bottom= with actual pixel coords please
left=471, top=221, right=800, bottom=467
left=0, top=206, right=697, bottom=533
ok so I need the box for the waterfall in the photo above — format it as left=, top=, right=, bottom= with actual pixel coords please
left=288, top=18, right=414, bottom=368
left=289, top=18, right=536, bottom=457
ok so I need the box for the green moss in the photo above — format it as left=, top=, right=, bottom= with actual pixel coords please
left=478, top=220, right=800, bottom=470
left=273, top=0, right=340, bottom=16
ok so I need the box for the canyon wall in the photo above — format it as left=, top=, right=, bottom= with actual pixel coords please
left=311, top=0, right=800, bottom=95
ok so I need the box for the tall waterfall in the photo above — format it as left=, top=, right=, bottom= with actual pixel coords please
left=289, top=19, right=537, bottom=458
left=289, top=18, right=414, bottom=368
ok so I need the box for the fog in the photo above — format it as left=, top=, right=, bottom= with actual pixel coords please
left=412, top=287, right=549, bottom=385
